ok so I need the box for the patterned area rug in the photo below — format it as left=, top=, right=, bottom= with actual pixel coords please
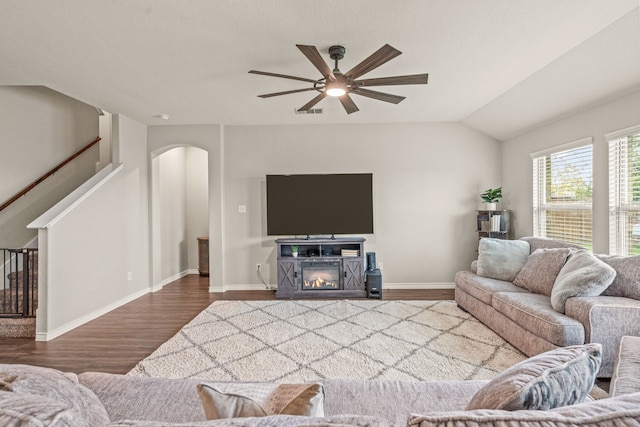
left=128, top=299, right=527, bottom=382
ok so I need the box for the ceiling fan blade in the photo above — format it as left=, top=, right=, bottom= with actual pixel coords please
left=297, top=92, right=328, bottom=111
left=344, top=44, right=402, bottom=80
left=351, top=88, right=405, bottom=104
left=258, top=87, right=321, bottom=98
left=249, top=70, right=322, bottom=84
left=338, top=94, right=360, bottom=114
left=355, top=73, right=429, bottom=87
left=296, top=45, right=336, bottom=81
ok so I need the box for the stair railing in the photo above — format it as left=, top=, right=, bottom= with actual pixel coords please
left=1, top=248, right=37, bottom=317
left=0, top=136, right=101, bottom=213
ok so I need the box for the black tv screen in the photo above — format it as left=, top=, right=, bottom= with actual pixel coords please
left=266, top=173, right=374, bottom=236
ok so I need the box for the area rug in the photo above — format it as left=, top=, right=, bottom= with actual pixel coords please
left=128, top=299, right=528, bottom=383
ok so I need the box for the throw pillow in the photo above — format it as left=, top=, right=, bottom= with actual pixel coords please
left=197, top=382, right=324, bottom=419
left=476, top=238, right=531, bottom=282
left=0, top=391, right=79, bottom=426
left=596, top=254, right=640, bottom=300
left=465, top=343, right=601, bottom=411
left=519, top=237, right=585, bottom=253
left=0, top=364, right=110, bottom=427
left=550, top=250, right=616, bottom=313
left=513, top=248, right=572, bottom=295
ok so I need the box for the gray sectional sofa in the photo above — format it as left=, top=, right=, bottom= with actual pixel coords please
left=2, top=348, right=640, bottom=427
left=455, top=236, right=640, bottom=377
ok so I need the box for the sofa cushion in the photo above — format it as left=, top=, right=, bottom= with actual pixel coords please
left=466, top=344, right=601, bottom=411
left=197, top=382, right=324, bottom=419
left=477, top=238, right=530, bottom=282
left=455, top=271, right=527, bottom=305
left=596, top=254, right=640, bottom=300
left=610, top=336, right=640, bottom=397
left=0, top=364, right=110, bottom=426
left=492, top=292, right=585, bottom=347
left=513, top=248, right=572, bottom=296
left=519, top=237, right=584, bottom=253
left=409, top=391, right=640, bottom=427
left=551, top=250, right=616, bottom=313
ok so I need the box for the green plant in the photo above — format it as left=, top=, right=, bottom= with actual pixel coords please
left=481, top=187, right=502, bottom=203
left=291, top=245, right=299, bottom=252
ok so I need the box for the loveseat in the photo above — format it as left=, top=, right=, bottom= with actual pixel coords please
left=455, top=236, right=640, bottom=377
left=2, top=340, right=640, bottom=426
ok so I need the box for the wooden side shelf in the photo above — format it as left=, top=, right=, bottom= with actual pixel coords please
left=197, top=237, right=209, bottom=276
left=275, top=237, right=365, bottom=299
left=476, top=210, right=511, bottom=240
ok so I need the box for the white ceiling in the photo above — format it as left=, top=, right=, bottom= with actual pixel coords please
left=1, top=0, right=639, bottom=140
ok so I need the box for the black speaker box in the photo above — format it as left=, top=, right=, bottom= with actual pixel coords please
left=365, top=269, right=382, bottom=299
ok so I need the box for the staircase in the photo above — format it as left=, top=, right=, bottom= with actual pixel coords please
left=0, top=248, right=38, bottom=338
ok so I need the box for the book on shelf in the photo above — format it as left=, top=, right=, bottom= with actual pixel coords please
left=341, top=249, right=359, bottom=257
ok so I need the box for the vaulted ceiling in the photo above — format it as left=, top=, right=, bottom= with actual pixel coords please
left=1, top=0, right=639, bottom=140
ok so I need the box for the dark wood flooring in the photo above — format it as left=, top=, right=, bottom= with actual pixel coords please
left=0, top=275, right=453, bottom=375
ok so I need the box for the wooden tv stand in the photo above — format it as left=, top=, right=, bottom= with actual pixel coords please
left=275, top=237, right=366, bottom=299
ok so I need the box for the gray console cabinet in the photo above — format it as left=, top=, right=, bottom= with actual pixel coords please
left=275, top=237, right=366, bottom=299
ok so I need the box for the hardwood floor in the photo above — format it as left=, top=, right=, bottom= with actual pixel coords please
left=0, top=275, right=453, bottom=375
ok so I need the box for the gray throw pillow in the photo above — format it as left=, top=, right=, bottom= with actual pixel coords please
left=476, top=238, right=530, bottom=282
left=513, top=248, right=572, bottom=295
left=466, top=343, right=602, bottom=411
left=197, top=382, right=324, bottom=419
left=551, top=250, right=616, bottom=313
left=596, top=254, right=640, bottom=300
left=0, top=364, right=110, bottom=427
left=0, top=391, right=78, bottom=426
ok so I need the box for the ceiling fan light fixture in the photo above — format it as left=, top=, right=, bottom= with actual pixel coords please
left=325, top=81, right=346, bottom=97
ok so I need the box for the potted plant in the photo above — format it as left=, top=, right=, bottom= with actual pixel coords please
left=481, top=187, right=502, bottom=211
left=291, top=245, right=299, bottom=258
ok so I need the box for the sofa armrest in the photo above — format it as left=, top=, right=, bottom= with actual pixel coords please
left=565, top=296, right=640, bottom=377
left=470, top=260, right=478, bottom=274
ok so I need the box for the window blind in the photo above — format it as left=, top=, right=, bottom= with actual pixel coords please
left=608, top=126, right=640, bottom=255
left=532, top=142, right=593, bottom=248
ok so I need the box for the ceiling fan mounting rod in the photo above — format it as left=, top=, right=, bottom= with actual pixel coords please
left=329, top=45, right=345, bottom=72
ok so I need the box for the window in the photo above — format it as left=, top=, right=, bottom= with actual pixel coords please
left=608, top=125, right=640, bottom=255
left=531, top=138, right=593, bottom=248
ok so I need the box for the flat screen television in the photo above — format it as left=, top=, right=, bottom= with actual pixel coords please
left=266, top=173, right=374, bottom=236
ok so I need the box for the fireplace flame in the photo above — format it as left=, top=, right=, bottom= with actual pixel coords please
left=304, top=278, right=338, bottom=289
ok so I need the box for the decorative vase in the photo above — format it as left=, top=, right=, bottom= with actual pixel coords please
left=292, top=252, right=298, bottom=258
left=486, top=202, right=497, bottom=211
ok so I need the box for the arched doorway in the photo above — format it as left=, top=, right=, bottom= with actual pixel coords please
left=150, top=146, right=209, bottom=290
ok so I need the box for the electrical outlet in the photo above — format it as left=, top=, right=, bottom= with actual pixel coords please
left=256, top=263, right=262, bottom=272
left=376, top=262, right=383, bottom=270
left=127, top=272, right=132, bottom=281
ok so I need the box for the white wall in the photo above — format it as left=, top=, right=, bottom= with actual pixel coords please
left=224, top=122, right=501, bottom=288
left=186, top=147, right=209, bottom=270
left=158, top=147, right=188, bottom=278
left=502, top=89, right=640, bottom=254
left=35, top=114, right=150, bottom=339
left=0, top=86, right=99, bottom=247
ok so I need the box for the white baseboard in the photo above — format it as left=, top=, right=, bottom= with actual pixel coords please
left=382, top=282, right=455, bottom=289
left=218, top=282, right=455, bottom=292
left=35, top=287, right=150, bottom=341
left=152, top=270, right=195, bottom=292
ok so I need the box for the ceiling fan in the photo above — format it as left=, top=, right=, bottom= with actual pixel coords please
left=249, top=44, right=429, bottom=114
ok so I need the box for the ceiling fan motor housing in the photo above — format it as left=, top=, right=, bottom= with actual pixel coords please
left=328, top=45, right=345, bottom=61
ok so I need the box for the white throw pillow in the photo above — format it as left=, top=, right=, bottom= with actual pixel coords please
left=476, top=238, right=530, bottom=282
left=551, top=250, right=616, bottom=313
left=197, top=382, right=324, bottom=419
